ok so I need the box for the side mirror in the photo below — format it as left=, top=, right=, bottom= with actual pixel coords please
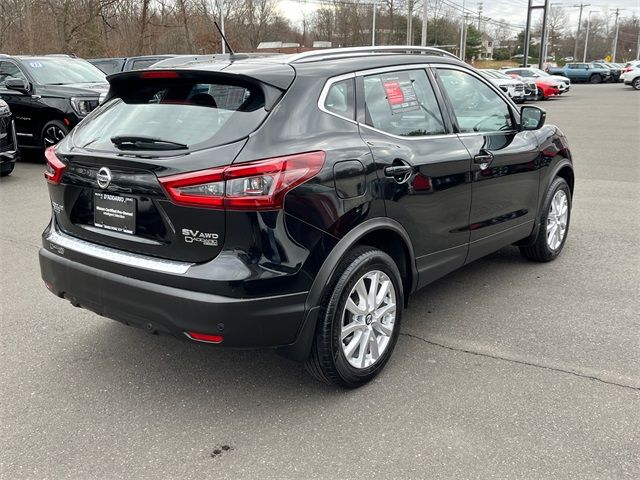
left=5, top=77, right=30, bottom=94
left=520, top=106, right=546, bottom=131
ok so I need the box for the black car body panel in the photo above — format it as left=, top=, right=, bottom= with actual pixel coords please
left=0, top=55, right=108, bottom=148
left=39, top=49, right=574, bottom=359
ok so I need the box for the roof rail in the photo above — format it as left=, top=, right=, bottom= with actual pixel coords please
left=288, top=45, right=459, bottom=63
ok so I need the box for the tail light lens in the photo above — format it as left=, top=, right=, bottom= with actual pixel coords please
left=44, top=147, right=66, bottom=185
left=159, top=151, right=325, bottom=210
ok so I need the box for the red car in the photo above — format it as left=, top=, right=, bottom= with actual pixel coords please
left=506, top=74, right=560, bottom=100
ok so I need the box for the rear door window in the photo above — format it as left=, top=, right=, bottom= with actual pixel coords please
left=362, top=69, right=446, bottom=137
left=73, top=78, right=268, bottom=152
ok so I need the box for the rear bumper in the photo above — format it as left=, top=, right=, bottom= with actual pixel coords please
left=39, top=245, right=309, bottom=349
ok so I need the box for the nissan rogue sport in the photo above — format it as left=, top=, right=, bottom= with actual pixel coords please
left=39, top=47, right=574, bottom=387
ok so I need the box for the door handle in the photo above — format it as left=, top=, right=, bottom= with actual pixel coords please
left=384, top=165, right=413, bottom=177
left=473, top=153, right=494, bottom=164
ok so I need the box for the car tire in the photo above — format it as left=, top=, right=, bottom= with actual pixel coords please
left=41, top=120, right=69, bottom=149
left=632, top=78, right=640, bottom=90
left=535, top=88, right=545, bottom=101
left=589, top=74, right=602, bottom=84
left=305, top=246, right=403, bottom=388
left=0, top=163, right=14, bottom=177
left=520, top=177, right=571, bottom=262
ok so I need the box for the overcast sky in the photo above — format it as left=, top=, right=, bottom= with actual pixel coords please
left=279, top=0, right=640, bottom=36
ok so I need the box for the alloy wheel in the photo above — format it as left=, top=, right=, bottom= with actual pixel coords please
left=43, top=125, right=67, bottom=147
left=340, top=270, right=397, bottom=369
left=546, top=190, right=569, bottom=250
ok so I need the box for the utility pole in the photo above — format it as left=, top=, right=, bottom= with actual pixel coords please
left=523, top=0, right=533, bottom=67
left=421, top=0, right=428, bottom=46
left=612, top=8, right=624, bottom=62
left=459, top=0, right=466, bottom=59
left=583, top=10, right=596, bottom=62
left=636, top=31, right=640, bottom=60
left=572, top=3, right=590, bottom=61
left=372, top=0, right=377, bottom=46
left=407, top=0, right=414, bottom=45
left=477, top=2, right=483, bottom=31
left=218, top=0, right=226, bottom=54
left=461, top=14, right=469, bottom=60
left=539, top=0, right=550, bottom=68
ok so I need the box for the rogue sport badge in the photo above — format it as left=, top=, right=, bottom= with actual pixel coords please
left=96, top=167, right=112, bottom=189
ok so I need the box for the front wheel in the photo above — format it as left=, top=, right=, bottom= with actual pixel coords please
left=305, top=246, right=403, bottom=388
left=520, top=177, right=571, bottom=262
left=535, top=88, right=545, bottom=101
left=632, top=78, right=640, bottom=90
left=0, top=162, right=14, bottom=177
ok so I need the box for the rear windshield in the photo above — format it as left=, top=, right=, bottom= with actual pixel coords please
left=72, top=78, right=267, bottom=152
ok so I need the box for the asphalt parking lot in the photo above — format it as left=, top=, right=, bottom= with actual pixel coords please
left=1, top=83, right=639, bottom=479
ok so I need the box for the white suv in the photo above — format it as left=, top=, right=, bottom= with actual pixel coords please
left=621, top=62, right=640, bottom=90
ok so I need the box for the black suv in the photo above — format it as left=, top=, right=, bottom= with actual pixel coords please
left=39, top=47, right=574, bottom=387
left=0, top=98, right=19, bottom=176
left=0, top=55, right=108, bottom=150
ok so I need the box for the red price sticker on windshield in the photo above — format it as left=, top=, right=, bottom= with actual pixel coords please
left=383, top=80, right=405, bottom=105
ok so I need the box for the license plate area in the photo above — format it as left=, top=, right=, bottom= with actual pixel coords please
left=94, top=192, right=136, bottom=235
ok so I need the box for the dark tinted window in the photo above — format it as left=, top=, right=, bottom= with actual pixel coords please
left=92, top=61, right=122, bottom=75
left=130, top=59, right=163, bottom=70
left=324, top=78, right=355, bottom=119
left=363, top=69, right=446, bottom=137
left=73, top=78, right=267, bottom=152
left=438, top=69, right=513, bottom=133
left=0, top=61, right=26, bottom=86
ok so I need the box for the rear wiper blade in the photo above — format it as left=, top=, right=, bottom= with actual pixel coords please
left=110, top=135, right=188, bottom=150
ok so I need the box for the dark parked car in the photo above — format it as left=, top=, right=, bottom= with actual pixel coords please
left=0, top=54, right=108, bottom=150
left=88, top=55, right=177, bottom=75
left=39, top=47, right=574, bottom=387
left=0, top=99, right=19, bottom=176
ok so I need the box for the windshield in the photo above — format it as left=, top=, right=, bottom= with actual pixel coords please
left=73, top=79, right=268, bottom=152
left=530, top=68, right=550, bottom=77
left=22, top=58, right=106, bottom=85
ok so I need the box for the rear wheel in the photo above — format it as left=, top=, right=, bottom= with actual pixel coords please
left=520, top=177, right=571, bottom=262
left=305, top=246, right=403, bottom=388
left=41, top=120, right=69, bottom=149
left=632, top=77, right=640, bottom=90
left=589, top=74, right=602, bottom=84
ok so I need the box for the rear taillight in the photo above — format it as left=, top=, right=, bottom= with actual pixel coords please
left=44, top=147, right=66, bottom=185
left=158, top=151, right=325, bottom=210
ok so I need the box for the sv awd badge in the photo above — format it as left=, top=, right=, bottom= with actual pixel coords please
left=181, top=229, right=219, bottom=246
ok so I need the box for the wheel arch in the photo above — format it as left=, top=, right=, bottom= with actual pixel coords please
left=276, top=218, right=417, bottom=361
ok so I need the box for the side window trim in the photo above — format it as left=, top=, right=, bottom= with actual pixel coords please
left=431, top=63, right=520, bottom=135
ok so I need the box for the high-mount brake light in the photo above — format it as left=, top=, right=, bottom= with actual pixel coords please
left=141, top=71, right=180, bottom=79
left=44, top=147, right=66, bottom=185
left=158, top=151, right=325, bottom=210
